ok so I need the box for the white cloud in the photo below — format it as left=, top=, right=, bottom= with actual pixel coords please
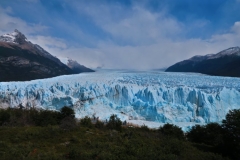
left=83, top=21, right=240, bottom=69
left=59, top=3, right=240, bottom=69
left=0, top=7, right=47, bottom=35
left=48, top=26, right=240, bottom=70
left=29, top=36, right=67, bottom=50
left=231, top=21, right=240, bottom=33
left=0, top=4, right=240, bottom=69
left=76, top=3, right=182, bottom=45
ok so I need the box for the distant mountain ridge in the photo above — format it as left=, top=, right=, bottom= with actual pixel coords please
left=0, top=29, right=93, bottom=81
left=58, top=57, right=94, bottom=73
left=165, top=47, right=240, bottom=77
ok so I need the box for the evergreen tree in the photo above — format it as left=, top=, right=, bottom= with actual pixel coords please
left=106, top=114, right=122, bottom=131
left=159, top=123, right=185, bottom=140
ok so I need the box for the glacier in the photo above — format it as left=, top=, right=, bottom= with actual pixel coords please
left=1, top=70, right=240, bottom=131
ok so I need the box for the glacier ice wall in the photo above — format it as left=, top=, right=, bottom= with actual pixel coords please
left=1, top=70, right=240, bottom=126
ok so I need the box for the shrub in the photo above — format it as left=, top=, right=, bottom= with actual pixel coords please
left=106, top=114, right=122, bottom=131
left=140, top=125, right=150, bottom=131
left=33, top=110, right=61, bottom=126
left=60, top=106, right=75, bottom=119
left=2, top=108, right=38, bottom=126
left=60, top=116, right=77, bottom=130
left=95, top=120, right=105, bottom=129
left=187, top=109, right=240, bottom=159
left=0, top=109, right=10, bottom=125
left=186, top=123, right=224, bottom=146
left=80, top=116, right=93, bottom=128
left=222, top=109, right=240, bottom=142
left=158, top=123, right=185, bottom=140
left=221, top=109, right=240, bottom=159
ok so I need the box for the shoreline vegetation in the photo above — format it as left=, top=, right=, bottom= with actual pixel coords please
left=0, top=107, right=239, bottom=159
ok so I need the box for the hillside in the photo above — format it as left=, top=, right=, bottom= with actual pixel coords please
left=58, top=57, right=94, bottom=73
left=0, top=30, right=93, bottom=81
left=165, top=47, right=240, bottom=77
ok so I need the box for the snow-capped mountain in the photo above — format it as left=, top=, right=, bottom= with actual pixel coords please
left=166, top=47, right=240, bottom=77
left=58, top=57, right=94, bottom=73
left=0, top=29, right=28, bottom=44
left=0, top=30, right=93, bottom=81
left=1, top=70, right=240, bottom=130
left=189, top=47, right=240, bottom=61
left=0, top=29, right=64, bottom=66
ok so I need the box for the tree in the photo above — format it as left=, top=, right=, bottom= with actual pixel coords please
left=0, top=109, right=10, bottom=125
left=95, top=120, right=105, bottom=129
left=60, top=106, right=75, bottom=119
left=186, top=123, right=224, bottom=146
left=187, top=109, right=240, bottom=159
left=106, top=114, right=122, bottom=131
left=158, top=123, right=185, bottom=140
left=221, top=109, right=240, bottom=159
left=222, top=109, right=240, bottom=141
left=80, top=116, right=93, bottom=128
left=34, top=110, right=61, bottom=126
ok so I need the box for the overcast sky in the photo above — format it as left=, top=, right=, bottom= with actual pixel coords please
left=1, top=0, right=240, bottom=69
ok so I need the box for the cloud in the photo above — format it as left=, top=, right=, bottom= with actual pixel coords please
left=0, top=2, right=240, bottom=69
left=29, top=36, right=67, bottom=50
left=56, top=2, right=240, bottom=69
left=0, top=7, right=48, bottom=35
left=74, top=2, right=182, bottom=45
left=231, top=21, right=240, bottom=33
left=47, top=22, right=240, bottom=70
left=61, top=20, right=240, bottom=70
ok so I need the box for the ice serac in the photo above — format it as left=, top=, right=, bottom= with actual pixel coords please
left=1, top=70, right=240, bottom=129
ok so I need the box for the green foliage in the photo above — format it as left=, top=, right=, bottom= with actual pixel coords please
left=0, top=125, right=227, bottom=160
left=0, top=107, right=76, bottom=127
left=33, top=109, right=61, bottom=126
left=0, top=108, right=239, bottom=159
left=80, top=116, right=93, bottom=128
left=158, top=123, right=185, bottom=140
left=222, top=109, right=240, bottom=140
left=60, top=116, right=77, bottom=131
left=60, top=106, right=75, bottom=119
left=187, top=109, right=240, bottom=159
left=95, top=120, right=105, bottom=129
left=59, top=106, right=76, bottom=130
left=140, top=124, right=150, bottom=131
left=0, top=108, right=38, bottom=126
left=106, top=114, right=122, bottom=131
left=221, top=109, right=240, bottom=159
left=186, top=123, right=224, bottom=146
left=187, top=125, right=205, bottom=142
left=0, top=109, right=10, bottom=125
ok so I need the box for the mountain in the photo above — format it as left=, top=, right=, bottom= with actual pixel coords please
left=58, top=57, right=94, bottom=73
left=1, top=70, right=240, bottom=130
left=0, top=29, right=93, bottom=81
left=165, top=47, right=240, bottom=77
